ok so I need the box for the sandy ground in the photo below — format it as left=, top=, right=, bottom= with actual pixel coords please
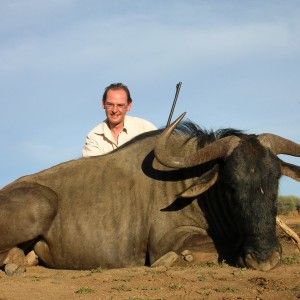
left=0, top=214, right=299, bottom=300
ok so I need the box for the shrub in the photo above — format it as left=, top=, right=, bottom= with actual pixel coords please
left=277, top=196, right=300, bottom=215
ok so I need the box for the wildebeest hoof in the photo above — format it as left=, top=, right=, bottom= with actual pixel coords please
left=181, top=250, right=194, bottom=262
left=4, top=263, right=26, bottom=276
left=26, top=250, right=39, bottom=266
left=151, top=251, right=179, bottom=267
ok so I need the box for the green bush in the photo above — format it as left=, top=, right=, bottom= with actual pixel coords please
left=277, top=196, right=300, bottom=215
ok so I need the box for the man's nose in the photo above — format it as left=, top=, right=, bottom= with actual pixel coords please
left=112, top=105, right=118, bottom=112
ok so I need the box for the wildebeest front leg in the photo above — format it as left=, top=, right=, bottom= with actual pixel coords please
left=151, top=251, right=179, bottom=267
left=150, top=232, right=219, bottom=268
left=0, top=182, right=58, bottom=276
left=178, top=234, right=219, bottom=264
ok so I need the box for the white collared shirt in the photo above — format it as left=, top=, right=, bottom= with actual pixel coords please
left=82, top=115, right=157, bottom=157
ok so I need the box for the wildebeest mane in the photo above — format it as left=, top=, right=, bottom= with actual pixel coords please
left=174, top=120, right=245, bottom=148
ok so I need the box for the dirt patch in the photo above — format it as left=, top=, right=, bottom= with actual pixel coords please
left=1, top=215, right=299, bottom=300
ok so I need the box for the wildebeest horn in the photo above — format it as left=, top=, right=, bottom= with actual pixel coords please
left=154, top=113, right=241, bottom=168
left=258, top=133, right=300, bottom=182
left=258, top=133, right=300, bottom=156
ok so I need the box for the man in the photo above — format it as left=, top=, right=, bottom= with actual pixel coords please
left=82, top=83, right=157, bottom=157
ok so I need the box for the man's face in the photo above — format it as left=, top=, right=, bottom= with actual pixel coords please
left=102, top=89, right=132, bottom=127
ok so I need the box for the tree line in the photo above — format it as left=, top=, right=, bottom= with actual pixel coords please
left=277, top=196, right=300, bottom=215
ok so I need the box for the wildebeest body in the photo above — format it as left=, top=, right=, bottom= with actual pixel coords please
left=1, top=114, right=300, bottom=274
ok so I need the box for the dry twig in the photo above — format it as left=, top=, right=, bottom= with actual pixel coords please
left=276, top=216, right=300, bottom=251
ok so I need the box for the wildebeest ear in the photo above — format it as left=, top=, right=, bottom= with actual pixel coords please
left=176, top=164, right=219, bottom=198
left=280, top=160, right=300, bottom=182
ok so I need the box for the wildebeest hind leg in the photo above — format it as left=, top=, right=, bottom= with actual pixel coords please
left=0, top=182, right=58, bottom=275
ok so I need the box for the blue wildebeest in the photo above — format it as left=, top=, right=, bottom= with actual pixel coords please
left=1, top=113, right=300, bottom=276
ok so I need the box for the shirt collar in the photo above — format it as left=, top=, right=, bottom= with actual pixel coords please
left=94, top=116, right=128, bottom=135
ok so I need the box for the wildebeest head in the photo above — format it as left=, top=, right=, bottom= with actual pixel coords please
left=154, top=113, right=300, bottom=271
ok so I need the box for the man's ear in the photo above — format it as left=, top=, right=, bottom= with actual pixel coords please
left=127, top=102, right=132, bottom=112
left=102, top=100, right=106, bottom=109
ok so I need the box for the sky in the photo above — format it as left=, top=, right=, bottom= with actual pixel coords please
left=0, top=0, right=299, bottom=197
